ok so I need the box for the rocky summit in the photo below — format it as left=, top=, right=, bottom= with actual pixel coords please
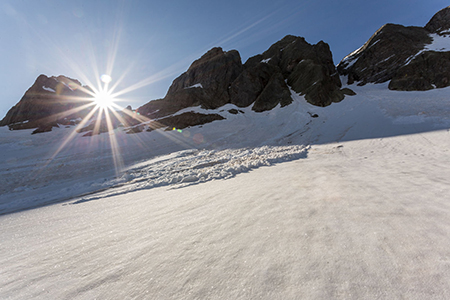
left=0, top=75, right=93, bottom=133
left=243, top=35, right=347, bottom=107
left=137, top=34, right=349, bottom=121
left=425, top=5, right=450, bottom=34
left=2, top=34, right=348, bottom=134
left=337, top=5, right=450, bottom=91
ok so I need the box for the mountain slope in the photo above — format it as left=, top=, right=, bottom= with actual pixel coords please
left=0, top=75, right=93, bottom=133
left=1, top=82, right=449, bottom=214
left=1, top=83, right=450, bottom=299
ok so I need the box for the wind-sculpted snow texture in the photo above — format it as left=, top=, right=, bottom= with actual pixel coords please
left=2, top=82, right=450, bottom=215
left=72, top=145, right=307, bottom=204
left=1, top=81, right=450, bottom=299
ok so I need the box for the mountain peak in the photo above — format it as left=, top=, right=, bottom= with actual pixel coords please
left=0, top=74, right=92, bottom=132
left=337, top=5, right=450, bottom=91
left=425, top=5, right=450, bottom=34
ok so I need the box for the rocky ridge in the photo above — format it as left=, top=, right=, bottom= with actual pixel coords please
left=337, top=5, right=450, bottom=91
left=3, top=5, right=449, bottom=135
left=0, top=75, right=93, bottom=133
left=137, top=35, right=348, bottom=122
left=1, top=34, right=349, bottom=134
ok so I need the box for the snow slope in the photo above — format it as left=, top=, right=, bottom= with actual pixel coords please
left=1, top=82, right=450, bottom=299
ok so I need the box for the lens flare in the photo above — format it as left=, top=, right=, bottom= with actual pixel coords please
left=38, top=18, right=202, bottom=179
left=101, top=74, right=112, bottom=83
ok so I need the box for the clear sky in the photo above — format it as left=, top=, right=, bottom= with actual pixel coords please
left=0, top=0, right=448, bottom=118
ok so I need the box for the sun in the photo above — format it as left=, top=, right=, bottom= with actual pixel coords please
left=92, top=74, right=115, bottom=109
left=93, top=90, right=115, bottom=109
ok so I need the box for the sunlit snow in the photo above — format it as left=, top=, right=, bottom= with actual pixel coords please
left=424, top=33, right=450, bottom=52
left=1, top=82, right=450, bottom=299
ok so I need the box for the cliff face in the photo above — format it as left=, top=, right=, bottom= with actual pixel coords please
left=244, top=35, right=346, bottom=107
left=337, top=6, right=450, bottom=91
left=138, top=35, right=349, bottom=121
left=0, top=75, right=93, bottom=132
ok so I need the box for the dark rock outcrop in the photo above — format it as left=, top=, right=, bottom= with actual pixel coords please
left=228, top=109, right=244, bottom=114
left=138, top=35, right=349, bottom=121
left=389, top=51, right=450, bottom=90
left=0, top=75, right=93, bottom=130
left=229, top=63, right=292, bottom=111
left=244, top=35, right=347, bottom=107
left=166, top=47, right=243, bottom=108
left=146, top=112, right=225, bottom=132
left=425, top=6, right=450, bottom=34
left=338, top=6, right=450, bottom=91
left=138, top=47, right=244, bottom=118
left=337, top=24, right=432, bottom=85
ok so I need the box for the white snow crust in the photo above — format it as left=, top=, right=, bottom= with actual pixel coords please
left=1, top=82, right=450, bottom=299
left=406, top=33, right=450, bottom=65
left=424, top=33, right=450, bottom=52
left=42, top=86, right=56, bottom=92
left=185, top=83, right=203, bottom=89
left=74, top=145, right=307, bottom=203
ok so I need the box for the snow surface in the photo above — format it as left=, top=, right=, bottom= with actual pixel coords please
left=1, top=82, right=450, bottom=299
left=42, top=86, right=56, bottom=92
left=406, top=33, right=450, bottom=65
left=424, top=33, right=450, bottom=52
left=185, top=83, right=203, bottom=89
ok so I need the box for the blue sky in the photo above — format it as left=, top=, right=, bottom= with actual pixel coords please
left=0, top=0, right=448, bottom=118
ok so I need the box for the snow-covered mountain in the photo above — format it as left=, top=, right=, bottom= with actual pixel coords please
left=3, top=7, right=449, bottom=137
left=1, top=34, right=352, bottom=135
left=337, top=5, right=450, bottom=91
left=0, top=75, right=94, bottom=133
left=1, top=5, right=450, bottom=300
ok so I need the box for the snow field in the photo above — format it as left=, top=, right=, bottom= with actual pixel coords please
left=1, top=130, right=450, bottom=299
left=1, top=83, right=450, bottom=299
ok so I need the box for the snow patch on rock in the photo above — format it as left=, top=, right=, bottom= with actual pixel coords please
left=42, top=86, right=56, bottom=92
left=185, top=83, right=203, bottom=89
left=424, top=33, right=450, bottom=52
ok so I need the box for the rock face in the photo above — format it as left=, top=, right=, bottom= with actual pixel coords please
left=138, top=35, right=348, bottom=120
left=338, top=6, right=450, bottom=91
left=146, top=112, right=225, bottom=132
left=425, top=6, right=450, bottom=34
left=244, top=35, right=346, bottom=107
left=337, top=25, right=432, bottom=85
left=229, top=63, right=292, bottom=111
left=138, top=48, right=244, bottom=118
left=4, top=35, right=350, bottom=135
left=389, top=51, right=450, bottom=91
left=0, top=75, right=93, bottom=131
